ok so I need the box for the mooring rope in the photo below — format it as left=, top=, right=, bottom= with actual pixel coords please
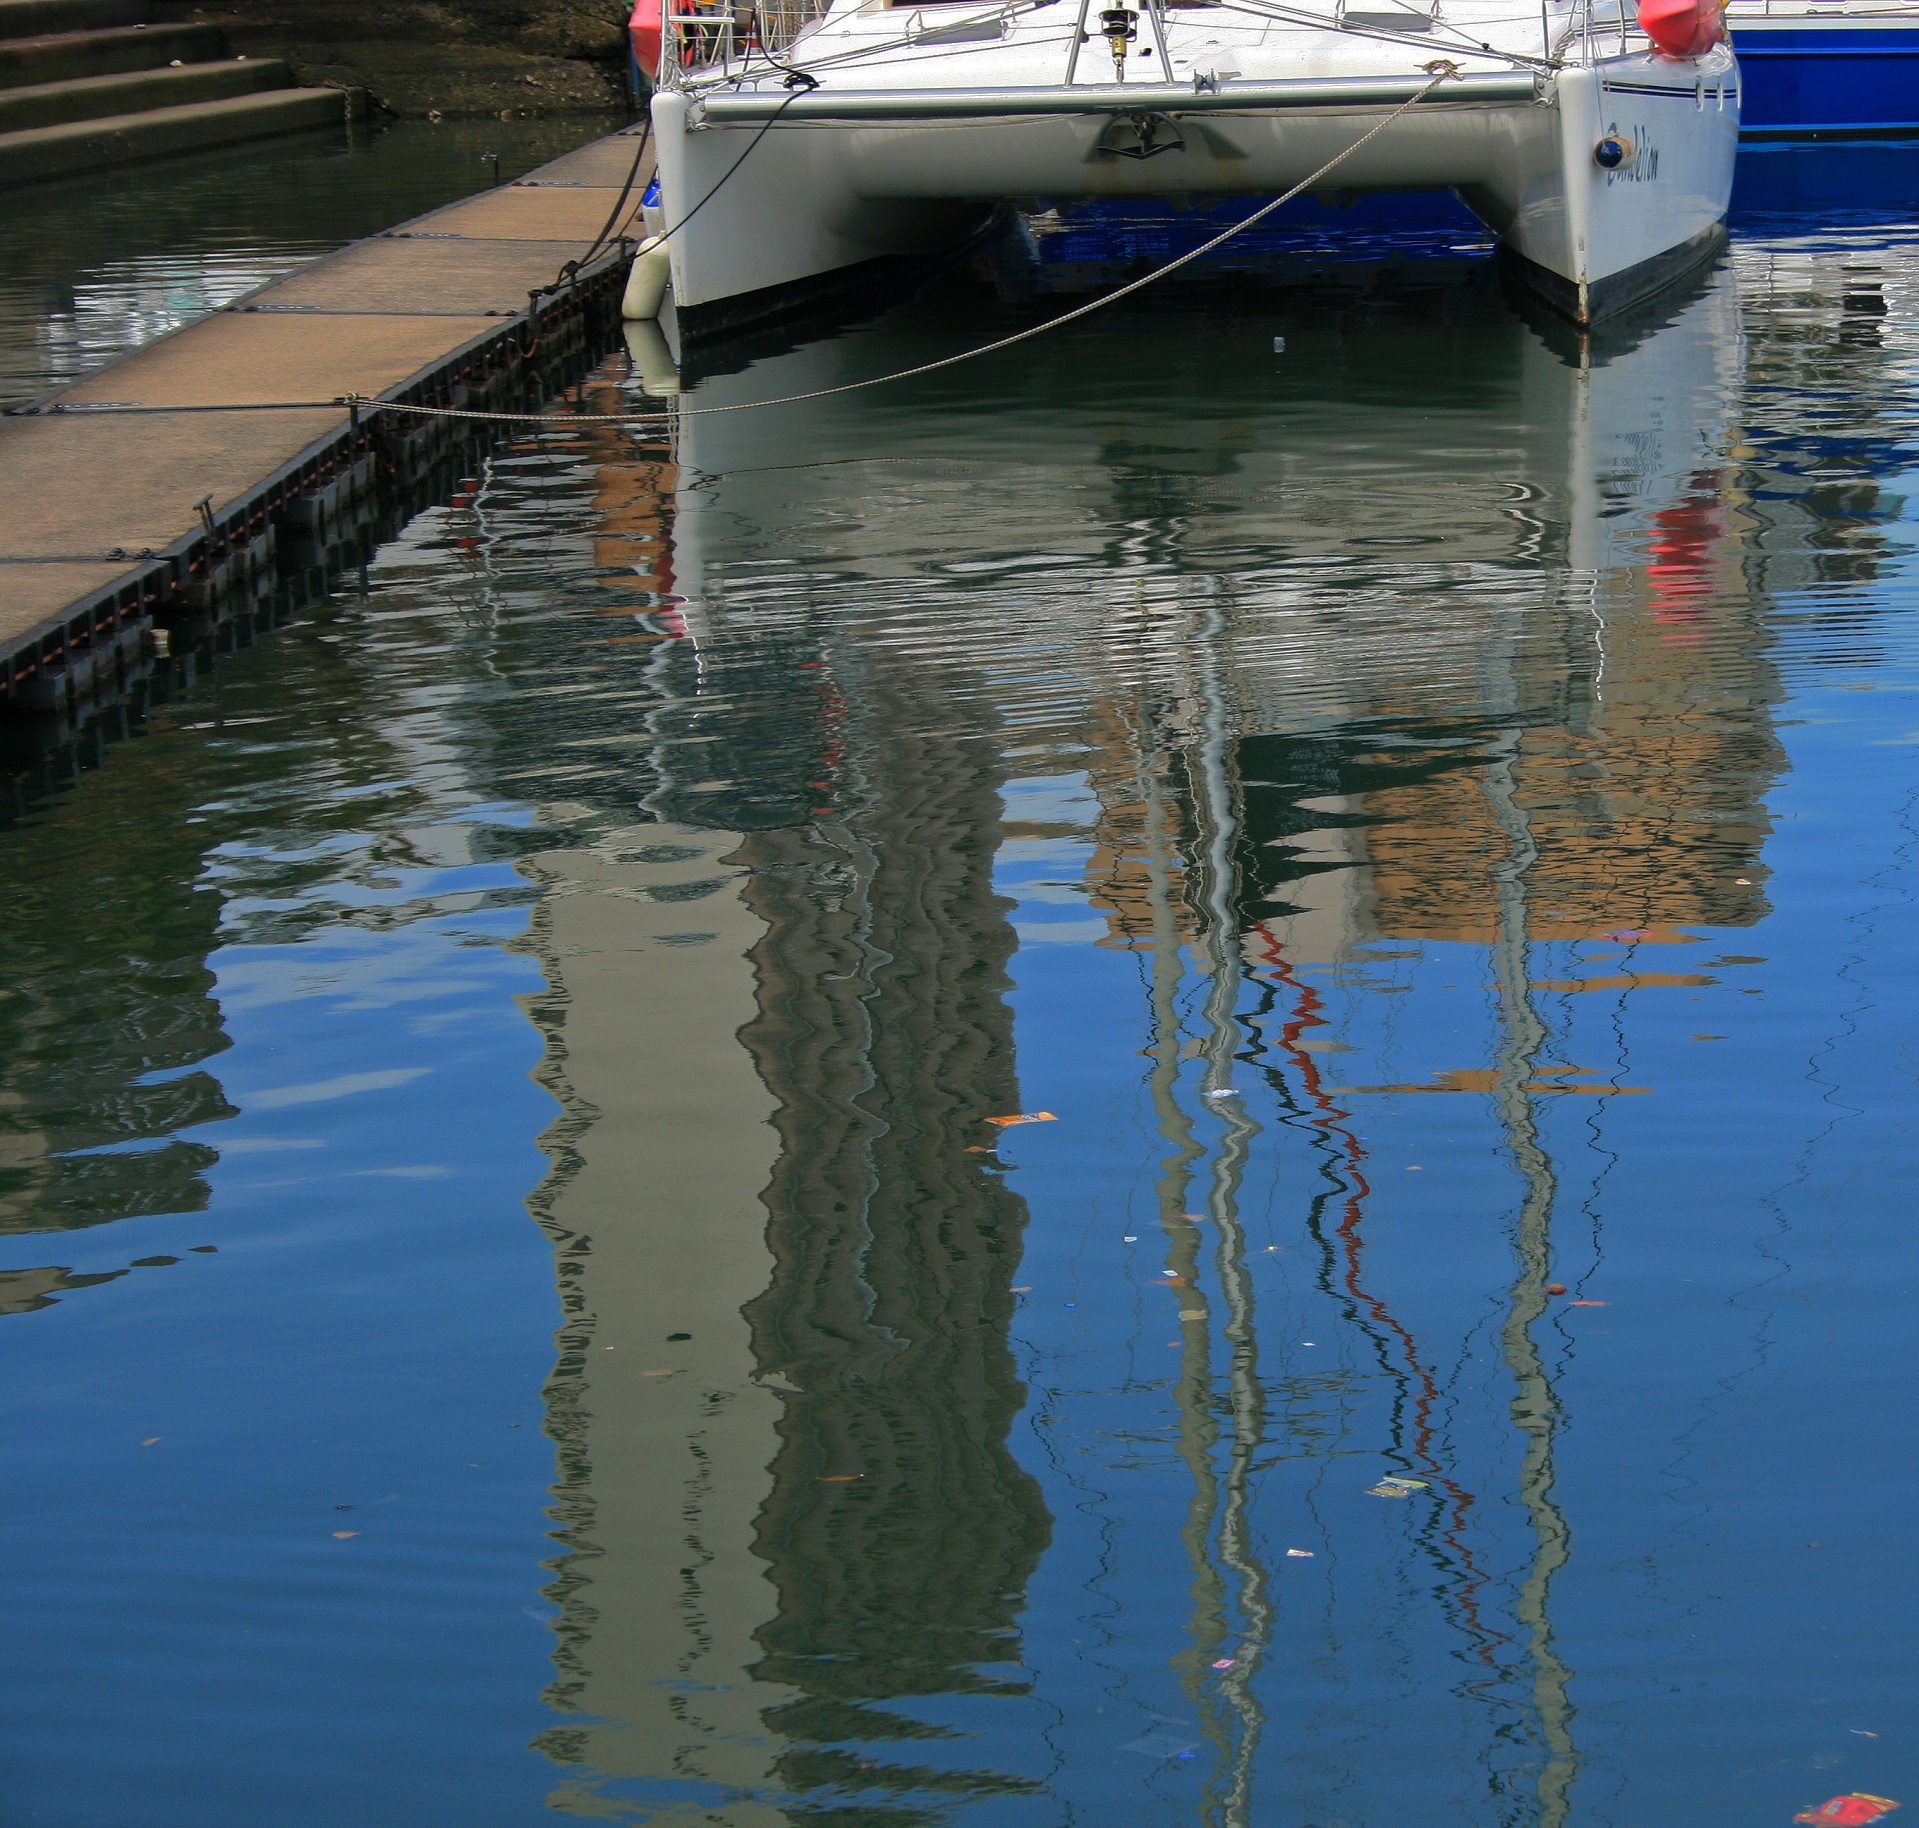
left=344, top=60, right=1464, bottom=429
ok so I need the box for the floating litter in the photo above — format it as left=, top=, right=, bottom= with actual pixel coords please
left=986, top=1111, right=1057, bottom=1127
left=1795, top=1798, right=1900, bottom=1827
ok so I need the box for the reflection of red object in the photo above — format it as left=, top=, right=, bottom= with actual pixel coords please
left=1646, top=469, right=1726, bottom=634
left=630, top=0, right=664, bottom=79
left=1796, top=1797, right=1901, bottom=1827
left=1637, top=0, right=1722, bottom=55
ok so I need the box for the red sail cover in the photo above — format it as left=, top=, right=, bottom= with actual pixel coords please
left=630, top=0, right=665, bottom=78
left=1636, top=0, right=1723, bottom=55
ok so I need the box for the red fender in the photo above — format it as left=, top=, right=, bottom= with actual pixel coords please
left=630, top=0, right=664, bottom=80
left=1637, top=0, right=1723, bottom=57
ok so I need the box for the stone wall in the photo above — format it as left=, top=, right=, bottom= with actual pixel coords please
left=159, top=0, right=635, bottom=116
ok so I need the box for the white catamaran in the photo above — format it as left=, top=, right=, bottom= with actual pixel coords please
left=629, top=0, right=1738, bottom=336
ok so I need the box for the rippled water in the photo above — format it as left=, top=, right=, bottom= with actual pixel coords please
left=5, top=145, right=1919, bottom=1827
left=0, top=115, right=618, bottom=408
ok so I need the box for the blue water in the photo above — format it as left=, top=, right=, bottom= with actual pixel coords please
left=4, top=143, right=1919, bottom=1826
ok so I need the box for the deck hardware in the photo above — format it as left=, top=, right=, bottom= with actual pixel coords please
left=1096, top=110, right=1186, bottom=156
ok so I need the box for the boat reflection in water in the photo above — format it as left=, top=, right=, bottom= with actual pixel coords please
left=514, top=249, right=1878, bottom=1824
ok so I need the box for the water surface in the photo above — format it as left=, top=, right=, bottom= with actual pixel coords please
left=0, top=114, right=619, bottom=407
left=4, top=146, right=1919, bottom=1828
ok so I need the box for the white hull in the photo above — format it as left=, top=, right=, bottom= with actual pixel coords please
left=651, top=4, right=1737, bottom=330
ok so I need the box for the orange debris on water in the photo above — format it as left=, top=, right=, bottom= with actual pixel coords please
left=1795, top=1797, right=1900, bottom=1828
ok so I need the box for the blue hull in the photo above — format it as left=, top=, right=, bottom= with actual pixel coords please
left=1732, top=18, right=1919, bottom=136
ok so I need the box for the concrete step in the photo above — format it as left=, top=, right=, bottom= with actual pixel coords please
left=0, top=0, right=148, bottom=37
left=0, top=84, right=359, bottom=182
left=0, top=58, right=286, bottom=131
left=0, top=20, right=220, bottom=88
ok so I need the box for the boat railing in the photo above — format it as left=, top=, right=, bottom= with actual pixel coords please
left=658, top=0, right=1671, bottom=93
left=1555, top=0, right=1645, bottom=61
left=658, top=0, right=834, bottom=86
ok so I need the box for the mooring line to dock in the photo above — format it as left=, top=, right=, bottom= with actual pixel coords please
left=522, top=120, right=666, bottom=339
left=342, top=62, right=1464, bottom=431
left=515, top=78, right=816, bottom=358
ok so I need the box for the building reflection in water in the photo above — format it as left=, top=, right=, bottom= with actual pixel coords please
left=516, top=239, right=1877, bottom=1823
left=728, top=659, right=1051, bottom=1809
left=518, top=381, right=1048, bottom=1822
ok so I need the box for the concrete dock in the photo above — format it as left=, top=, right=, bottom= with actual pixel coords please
left=0, top=124, right=647, bottom=720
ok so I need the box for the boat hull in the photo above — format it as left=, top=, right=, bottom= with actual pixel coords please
left=1731, top=18, right=1919, bottom=137
left=652, top=48, right=1737, bottom=331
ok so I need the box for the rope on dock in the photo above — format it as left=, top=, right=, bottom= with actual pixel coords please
left=345, top=61, right=1464, bottom=430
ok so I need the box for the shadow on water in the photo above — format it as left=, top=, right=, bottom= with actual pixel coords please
left=2, top=141, right=1919, bottom=1825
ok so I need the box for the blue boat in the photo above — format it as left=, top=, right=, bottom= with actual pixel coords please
left=1729, top=4, right=1919, bottom=136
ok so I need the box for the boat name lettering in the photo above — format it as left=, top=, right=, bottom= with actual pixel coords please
left=1605, top=120, right=1659, bottom=182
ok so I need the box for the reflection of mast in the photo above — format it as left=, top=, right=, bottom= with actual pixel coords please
left=1132, top=689, right=1232, bottom=1770
left=1187, top=601, right=1271, bottom=1828
left=1246, top=933, right=1513, bottom=1692
left=1131, top=589, right=1275, bottom=1823
left=1484, top=731, right=1579, bottom=1827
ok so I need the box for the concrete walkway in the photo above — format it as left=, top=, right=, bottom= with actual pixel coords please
left=0, top=126, right=648, bottom=713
